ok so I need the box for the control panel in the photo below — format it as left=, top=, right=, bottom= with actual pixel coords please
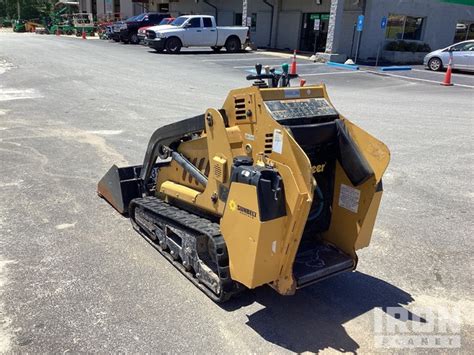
left=264, top=98, right=338, bottom=124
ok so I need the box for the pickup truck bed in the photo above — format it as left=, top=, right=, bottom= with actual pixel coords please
left=146, top=15, right=248, bottom=53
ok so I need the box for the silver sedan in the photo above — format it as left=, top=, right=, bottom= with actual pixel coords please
left=423, top=40, right=474, bottom=72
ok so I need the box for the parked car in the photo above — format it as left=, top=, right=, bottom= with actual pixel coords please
left=119, top=13, right=170, bottom=44
left=146, top=15, right=249, bottom=53
left=424, top=40, right=474, bottom=72
left=111, top=17, right=135, bottom=42
left=138, top=17, right=174, bottom=44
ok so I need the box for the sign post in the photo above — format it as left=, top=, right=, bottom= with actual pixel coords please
left=313, top=18, right=321, bottom=55
left=354, top=14, right=364, bottom=64
left=313, top=19, right=321, bottom=31
left=309, top=14, right=321, bottom=56
left=376, top=16, right=387, bottom=67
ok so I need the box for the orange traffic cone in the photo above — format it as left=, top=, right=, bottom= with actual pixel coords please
left=441, top=55, right=453, bottom=86
left=82, top=30, right=86, bottom=40
left=290, top=50, right=297, bottom=75
left=300, top=79, right=306, bottom=87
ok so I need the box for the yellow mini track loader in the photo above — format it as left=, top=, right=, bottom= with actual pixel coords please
left=98, top=64, right=390, bottom=302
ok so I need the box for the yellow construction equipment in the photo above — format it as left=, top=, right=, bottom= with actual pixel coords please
left=98, top=64, right=390, bottom=302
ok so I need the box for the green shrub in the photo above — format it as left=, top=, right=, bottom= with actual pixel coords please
left=384, top=40, right=431, bottom=52
left=418, top=43, right=432, bottom=52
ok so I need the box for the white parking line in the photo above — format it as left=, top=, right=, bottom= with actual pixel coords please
left=234, top=63, right=323, bottom=69
left=201, top=57, right=292, bottom=62
left=411, top=68, right=474, bottom=79
left=301, top=70, right=365, bottom=76
left=368, top=71, right=474, bottom=88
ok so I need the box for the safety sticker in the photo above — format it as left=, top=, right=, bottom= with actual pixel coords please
left=245, top=133, right=255, bottom=141
left=284, top=88, right=300, bottom=99
left=272, top=129, right=283, bottom=154
left=338, top=184, right=360, bottom=213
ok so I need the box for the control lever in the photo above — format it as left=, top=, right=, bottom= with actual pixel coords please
left=246, top=63, right=274, bottom=81
left=269, top=67, right=280, bottom=88
left=246, top=63, right=299, bottom=88
left=264, top=65, right=271, bottom=87
left=280, top=63, right=289, bottom=87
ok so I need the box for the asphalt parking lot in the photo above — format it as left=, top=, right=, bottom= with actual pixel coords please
left=1, top=32, right=473, bottom=353
left=198, top=52, right=474, bottom=89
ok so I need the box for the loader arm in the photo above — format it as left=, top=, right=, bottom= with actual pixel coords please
left=139, top=114, right=205, bottom=193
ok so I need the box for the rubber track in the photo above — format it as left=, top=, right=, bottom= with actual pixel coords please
left=129, top=196, right=236, bottom=302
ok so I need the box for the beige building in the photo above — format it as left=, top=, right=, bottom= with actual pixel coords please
left=80, top=0, right=474, bottom=62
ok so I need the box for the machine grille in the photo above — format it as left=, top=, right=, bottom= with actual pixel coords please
left=214, top=164, right=222, bottom=179
left=264, top=133, right=273, bottom=154
left=234, top=97, right=247, bottom=120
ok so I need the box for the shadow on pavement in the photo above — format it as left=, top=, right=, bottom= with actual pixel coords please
left=223, top=271, right=419, bottom=353
left=147, top=50, right=249, bottom=56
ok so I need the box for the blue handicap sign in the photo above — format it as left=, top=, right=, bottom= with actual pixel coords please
left=356, top=15, right=364, bottom=32
left=381, top=16, right=387, bottom=29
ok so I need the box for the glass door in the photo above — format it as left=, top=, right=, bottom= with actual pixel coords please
left=299, top=13, right=330, bottom=53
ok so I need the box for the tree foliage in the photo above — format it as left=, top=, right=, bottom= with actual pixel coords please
left=0, top=0, right=54, bottom=20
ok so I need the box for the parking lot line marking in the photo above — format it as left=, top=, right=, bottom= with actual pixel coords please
left=233, top=63, right=323, bottom=69
left=369, top=71, right=474, bottom=88
left=201, top=57, right=292, bottom=62
left=301, top=71, right=365, bottom=76
left=411, top=68, right=474, bottom=78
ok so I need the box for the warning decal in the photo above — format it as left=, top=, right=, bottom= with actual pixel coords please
left=338, top=184, right=360, bottom=213
left=272, top=129, right=283, bottom=154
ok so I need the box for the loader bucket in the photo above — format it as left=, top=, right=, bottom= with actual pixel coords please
left=97, top=164, right=144, bottom=215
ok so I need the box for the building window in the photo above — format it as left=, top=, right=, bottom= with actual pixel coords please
left=235, top=13, right=242, bottom=26
left=386, top=14, right=424, bottom=40
left=454, top=22, right=474, bottom=42
left=113, top=0, right=120, bottom=16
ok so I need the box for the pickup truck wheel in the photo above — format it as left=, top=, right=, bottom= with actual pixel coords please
left=166, top=37, right=182, bottom=54
left=225, top=37, right=241, bottom=53
left=211, top=46, right=222, bottom=52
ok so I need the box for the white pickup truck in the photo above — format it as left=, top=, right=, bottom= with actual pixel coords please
left=146, top=15, right=249, bottom=53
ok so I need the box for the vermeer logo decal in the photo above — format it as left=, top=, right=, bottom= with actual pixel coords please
left=311, top=162, right=326, bottom=174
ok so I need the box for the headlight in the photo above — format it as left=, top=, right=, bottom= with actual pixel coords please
left=157, top=32, right=165, bottom=38
left=120, top=23, right=127, bottom=30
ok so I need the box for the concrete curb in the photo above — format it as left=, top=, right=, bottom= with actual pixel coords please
left=379, top=66, right=412, bottom=71
left=326, top=61, right=359, bottom=70
left=257, top=50, right=312, bottom=61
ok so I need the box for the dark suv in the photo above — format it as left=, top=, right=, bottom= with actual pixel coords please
left=120, top=13, right=170, bottom=44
